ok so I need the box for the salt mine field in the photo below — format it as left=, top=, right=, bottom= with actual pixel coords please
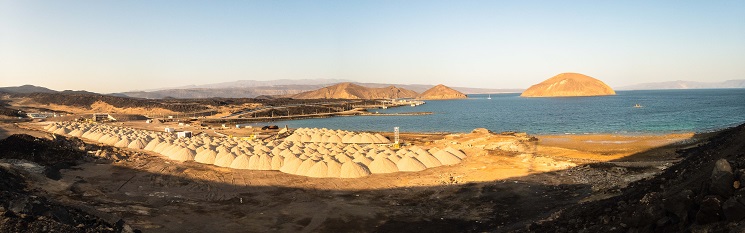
left=43, top=122, right=467, bottom=179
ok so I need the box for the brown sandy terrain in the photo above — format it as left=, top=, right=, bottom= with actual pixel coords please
left=0, top=121, right=713, bottom=232
left=0, top=122, right=51, bottom=140
left=7, top=99, right=178, bottom=116
left=211, top=103, right=263, bottom=118
left=536, top=133, right=696, bottom=162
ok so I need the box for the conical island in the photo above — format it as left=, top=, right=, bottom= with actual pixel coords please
left=520, top=73, right=616, bottom=97
left=417, top=84, right=467, bottom=100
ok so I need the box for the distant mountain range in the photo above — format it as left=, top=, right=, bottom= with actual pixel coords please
left=291, top=83, right=419, bottom=99
left=116, top=85, right=326, bottom=99
left=351, top=83, right=520, bottom=94
left=0, top=85, right=57, bottom=94
left=617, top=79, right=745, bottom=90
left=3, top=78, right=742, bottom=99
left=0, top=82, right=514, bottom=99
left=143, top=79, right=350, bottom=91
left=117, top=79, right=519, bottom=99
left=290, top=82, right=468, bottom=100
left=0, top=85, right=98, bottom=95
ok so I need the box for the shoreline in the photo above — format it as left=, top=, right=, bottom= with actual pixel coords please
left=6, top=117, right=741, bottom=139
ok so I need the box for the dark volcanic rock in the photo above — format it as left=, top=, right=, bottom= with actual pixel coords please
left=696, top=195, right=724, bottom=224
left=735, top=188, right=745, bottom=206
left=626, top=192, right=665, bottom=228
left=663, top=189, right=694, bottom=224
left=723, top=197, right=745, bottom=221
left=0, top=134, right=91, bottom=179
left=710, top=159, right=735, bottom=198
left=0, top=135, right=139, bottom=233
left=523, top=123, right=745, bottom=232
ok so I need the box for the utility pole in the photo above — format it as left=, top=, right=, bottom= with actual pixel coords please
left=394, top=127, right=400, bottom=149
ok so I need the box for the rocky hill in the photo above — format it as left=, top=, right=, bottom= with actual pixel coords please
left=291, top=82, right=418, bottom=99
left=0, top=85, right=57, bottom=94
left=118, top=85, right=318, bottom=99
left=521, top=73, right=616, bottom=97
left=417, top=84, right=467, bottom=100
left=116, top=79, right=517, bottom=99
left=148, top=78, right=349, bottom=91
left=10, top=92, right=211, bottom=113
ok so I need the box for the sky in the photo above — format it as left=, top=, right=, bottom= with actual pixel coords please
left=1, top=1, right=744, bottom=93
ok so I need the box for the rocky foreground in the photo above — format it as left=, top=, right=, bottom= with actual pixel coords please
left=0, top=135, right=138, bottom=232
left=527, top=123, right=745, bottom=232
left=0, top=122, right=743, bottom=232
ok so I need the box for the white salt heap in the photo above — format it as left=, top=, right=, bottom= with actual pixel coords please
left=46, top=123, right=467, bottom=178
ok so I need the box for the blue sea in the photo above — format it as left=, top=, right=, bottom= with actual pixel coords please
left=260, top=89, right=745, bottom=134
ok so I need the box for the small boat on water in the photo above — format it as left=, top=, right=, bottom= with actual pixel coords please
left=634, top=104, right=643, bottom=108
left=487, top=94, right=492, bottom=100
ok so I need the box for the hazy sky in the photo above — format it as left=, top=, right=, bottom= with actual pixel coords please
left=1, top=1, right=744, bottom=93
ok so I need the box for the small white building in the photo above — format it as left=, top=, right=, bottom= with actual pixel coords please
left=164, top=127, right=175, bottom=133
left=27, top=112, right=55, bottom=119
left=93, top=113, right=115, bottom=122
left=177, top=131, right=192, bottom=138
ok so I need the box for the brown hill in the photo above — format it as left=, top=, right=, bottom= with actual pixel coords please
left=417, top=84, right=467, bottom=100
left=521, top=73, right=616, bottom=97
left=291, top=83, right=418, bottom=99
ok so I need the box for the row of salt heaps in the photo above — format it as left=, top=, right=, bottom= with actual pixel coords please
left=285, top=128, right=391, bottom=144
left=45, top=123, right=466, bottom=178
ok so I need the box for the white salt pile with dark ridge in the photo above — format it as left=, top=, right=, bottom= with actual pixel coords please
left=46, top=123, right=467, bottom=178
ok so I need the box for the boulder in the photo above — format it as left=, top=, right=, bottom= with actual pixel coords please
left=663, top=189, right=694, bottom=224
left=626, top=192, right=664, bottom=227
left=695, top=195, right=723, bottom=224
left=471, top=128, right=493, bottom=134
left=723, top=197, right=745, bottom=221
left=710, top=159, right=734, bottom=198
